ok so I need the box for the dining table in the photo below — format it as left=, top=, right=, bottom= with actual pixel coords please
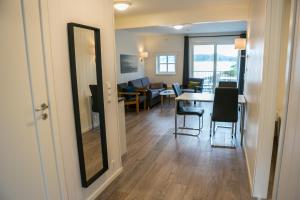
left=175, top=93, right=247, bottom=145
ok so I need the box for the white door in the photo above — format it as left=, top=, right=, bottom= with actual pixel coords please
left=0, top=0, right=62, bottom=199
left=275, top=1, right=300, bottom=199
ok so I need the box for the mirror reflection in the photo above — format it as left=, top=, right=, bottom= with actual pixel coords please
left=74, top=27, right=103, bottom=180
left=68, top=23, right=108, bottom=187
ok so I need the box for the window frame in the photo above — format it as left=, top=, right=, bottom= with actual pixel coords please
left=155, top=53, right=177, bottom=75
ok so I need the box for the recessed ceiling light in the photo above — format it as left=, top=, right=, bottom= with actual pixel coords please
left=173, top=25, right=184, bottom=30
left=114, top=0, right=131, bottom=11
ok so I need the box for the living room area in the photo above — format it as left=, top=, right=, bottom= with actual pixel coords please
left=100, top=10, right=253, bottom=200
left=115, top=20, right=247, bottom=111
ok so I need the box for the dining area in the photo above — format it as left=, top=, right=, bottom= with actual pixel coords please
left=172, top=81, right=246, bottom=148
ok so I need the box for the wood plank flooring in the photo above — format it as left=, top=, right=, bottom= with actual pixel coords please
left=82, top=128, right=103, bottom=180
left=97, top=102, right=253, bottom=200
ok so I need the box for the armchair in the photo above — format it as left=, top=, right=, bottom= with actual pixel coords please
left=182, top=78, right=204, bottom=93
left=117, top=83, right=146, bottom=113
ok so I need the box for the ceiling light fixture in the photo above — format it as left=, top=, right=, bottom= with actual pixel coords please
left=173, top=25, right=184, bottom=30
left=114, top=0, right=131, bottom=11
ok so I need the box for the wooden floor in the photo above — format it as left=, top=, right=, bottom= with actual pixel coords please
left=97, top=102, right=253, bottom=200
left=82, top=128, right=103, bottom=180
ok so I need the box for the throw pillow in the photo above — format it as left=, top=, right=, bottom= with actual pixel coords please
left=188, top=81, right=200, bottom=89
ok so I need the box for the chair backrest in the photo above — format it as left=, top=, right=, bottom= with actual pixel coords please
left=172, top=83, right=185, bottom=112
left=117, top=83, right=128, bottom=92
left=212, top=87, right=238, bottom=122
left=128, top=78, right=143, bottom=88
left=218, top=81, right=237, bottom=88
left=89, top=85, right=100, bottom=112
left=172, top=83, right=182, bottom=97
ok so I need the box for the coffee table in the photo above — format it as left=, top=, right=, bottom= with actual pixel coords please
left=159, top=90, right=175, bottom=111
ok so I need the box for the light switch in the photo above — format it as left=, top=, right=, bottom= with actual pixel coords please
left=106, top=82, right=112, bottom=89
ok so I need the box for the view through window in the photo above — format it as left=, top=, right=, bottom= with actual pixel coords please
left=156, top=54, right=176, bottom=74
left=192, top=44, right=238, bottom=93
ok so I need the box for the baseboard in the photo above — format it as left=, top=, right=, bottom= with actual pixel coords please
left=87, top=167, right=123, bottom=200
left=243, top=143, right=254, bottom=196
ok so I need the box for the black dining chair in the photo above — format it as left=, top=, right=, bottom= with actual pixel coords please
left=172, top=83, right=204, bottom=137
left=89, top=85, right=100, bottom=129
left=210, top=87, right=238, bottom=146
left=218, top=81, right=237, bottom=88
left=89, top=85, right=100, bottom=112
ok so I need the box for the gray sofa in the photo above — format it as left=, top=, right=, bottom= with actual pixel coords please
left=128, top=77, right=167, bottom=108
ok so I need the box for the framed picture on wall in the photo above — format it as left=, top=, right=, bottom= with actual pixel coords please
left=120, top=54, right=138, bottom=74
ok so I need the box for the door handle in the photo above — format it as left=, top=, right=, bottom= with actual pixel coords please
left=35, top=103, right=48, bottom=112
left=35, top=103, right=49, bottom=120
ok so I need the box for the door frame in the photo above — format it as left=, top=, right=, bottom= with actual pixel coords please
left=38, top=0, right=68, bottom=198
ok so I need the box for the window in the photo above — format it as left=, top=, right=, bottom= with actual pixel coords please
left=191, top=43, right=238, bottom=93
left=156, top=54, right=176, bottom=75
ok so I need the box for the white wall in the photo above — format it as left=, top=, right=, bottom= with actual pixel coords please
left=243, top=0, right=267, bottom=191
left=45, top=0, right=122, bottom=199
left=144, top=35, right=184, bottom=86
left=115, top=30, right=145, bottom=83
left=276, top=0, right=291, bottom=118
left=244, top=0, right=286, bottom=198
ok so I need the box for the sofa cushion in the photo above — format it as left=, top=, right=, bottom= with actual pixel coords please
left=129, top=79, right=143, bottom=88
left=141, top=77, right=150, bottom=88
left=149, top=89, right=160, bottom=98
left=150, top=82, right=164, bottom=89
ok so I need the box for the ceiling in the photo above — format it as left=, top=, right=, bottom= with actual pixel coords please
left=124, top=21, right=247, bottom=35
left=115, top=0, right=250, bottom=17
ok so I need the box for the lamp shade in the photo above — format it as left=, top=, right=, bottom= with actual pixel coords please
left=235, top=38, right=247, bottom=50
left=140, top=52, right=149, bottom=58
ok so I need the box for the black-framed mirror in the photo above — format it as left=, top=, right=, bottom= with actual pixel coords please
left=67, top=23, right=108, bottom=187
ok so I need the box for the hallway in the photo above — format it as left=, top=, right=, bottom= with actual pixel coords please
left=97, top=103, right=252, bottom=200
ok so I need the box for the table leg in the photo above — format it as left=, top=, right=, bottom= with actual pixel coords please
left=161, top=95, right=163, bottom=111
left=241, top=104, right=245, bottom=146
left=175, top=101, right=177, bottom=138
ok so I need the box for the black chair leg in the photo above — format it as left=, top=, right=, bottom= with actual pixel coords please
left=91, top=112, right=94, bottom=130
left=231, top=123, right=234, bottom=138
left=199, top=116, right=201, bottom=135
left=175, top=114, right=177, bottom=139
left=235, top=123, right=237, bottom=138
left=183, top=115, right=186, bottom=127
left=210, top=119, right=212, bottom=137
left=213, top=122, right=216, bottom=136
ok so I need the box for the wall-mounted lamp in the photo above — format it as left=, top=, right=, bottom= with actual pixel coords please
left=235, top=38, right=247, bottom=59
left=140, top=52, right=149, bottom=62
left=234, top=38, right=247, bottom=50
